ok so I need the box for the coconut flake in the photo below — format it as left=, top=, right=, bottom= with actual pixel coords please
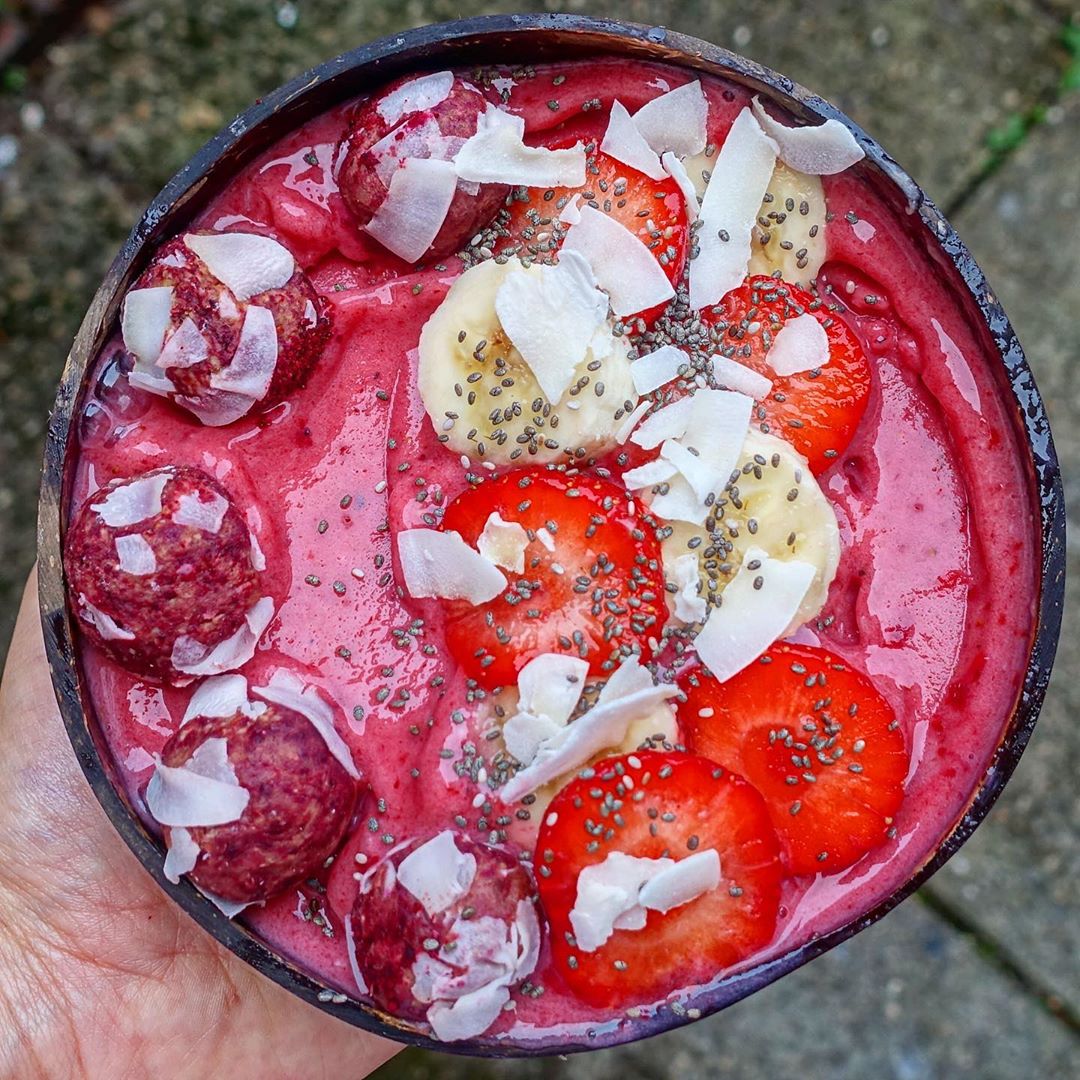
left=171, top=595, right=274, bottom=677
left=498, top=657, right=679, bottom=803
left=670, top=552, right=706, bottom=623
left=209, top=305, right=279, bottom=400
left=175, top=388, right=257, bottom=428
left=476, top=512, right=529, bottom=574
left=163, top=826, right=200, bottom=883
left=629, top=395, right=693, bottom=450
left=397, top=529, right=507, bottom=604
left=689, top=108, right=778, bottom=311
left=91, top=470, right=171, bottom=528
left=157, top=316, right=210, bottom=371
left=648, top=473, right=710, bottom=526
left=503, top=711, right=563, bottom=768
left=363, top=156, right=459, bottom=263
left=694, top=546, right=816, bottom=682
left=172, top=490, right=230, bottom=533
left=343, top=914, right=369, bottom=994
left=128, top=364, right=176, bottom=396
left=426, top=980, right=511, bottom=1043
left=668, top=388, right=754, bottom=500
left=121, top=286, right=174, bottom=366
left=145, top=737, right=250, bottom=827
left=396, top=831, right=478, bottom=918
left=494, top=251, right=610, bottom=404
left=248, top=529, right=266, bottom=572
left=615, top=399, right=653, bottom=444
left=711, top=354, right=773, bottom=399
left=630, top=345, right=688, bottom=395
left=558, top=194, right=583, bottom=225
left=184, top=232, right=295, bottom=301
left=78, top=595, right=135, bottom=641
left=600, top=100, right=665, bottom=181
left=183, top=673, right=265, bottom=725
left=751, top=96, right=864, bottom=175
left=252, top=669, right=360, bottom=779
left=563, top=206, right=675, bottom=317
left=765, top=313, right=830, bottom=376
left=455, top=106, right=586, bottom=188
left=377, top=71, right=454, bottom=125
left=114, top=533, right=157, bottom=576
left=200, top=890, right=250, bottom=918
left=517, top=652, right=588, bottom=727
left=632, top=81, right=709, bottom=157
left=661, top=152, right=699, bottom=221
left=621, top=457, right=678, bottom=490
left=636, top=849, right=721, bottom=913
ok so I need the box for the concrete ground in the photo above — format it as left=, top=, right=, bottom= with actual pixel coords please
left=1, top=1, right=1077, bottom=1076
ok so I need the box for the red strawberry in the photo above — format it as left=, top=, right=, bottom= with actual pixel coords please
left=498, top=145, right=688, bottom=326
left=701, top=276, right=872, bottom=473
left=438, top=468, right=668, bottom=688
left=534, top=751, right=782, bottom=1009
left=679, top=642, right=908, bottom=875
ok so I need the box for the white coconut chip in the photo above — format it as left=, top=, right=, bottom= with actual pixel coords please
left=661, top=151, right=699, bottom=221
left=114, top=533, right=157, bottom=576
left=648, top=473, right=710, bottom=526
left=427, top=980, right=512, bottom=1043
left=171, top=595, right=274, bottom=677
left=173, top=490, right=229, bottom=534
left=184, top=232, right=295, bottom=301
left=343, top=914, right=369, bottom=995
left=689, top=108, right=778, bottom=311
left=397, top=528, right=507, bottom=604
left=92, top=470, right=171, bottom=527
left=629, top=395, right=693, bottom=450
left=667, top=388, right=754, bottom=501
left=498, top=657, right=679, bottom=803
left=711, top=354, right=773, bottom=399
left=182, top=673, right=265, bottom=725
left=163, top=826, right=200, bottom=883
left=494, top=251, right=609, bottom=403
left=615, top=399, right=653, bottom=445
left=502, top=711, right=564, bottom=769
left=751, top=96, right=865, bottom=175
left=252, top=668, right=360, bottom=779
left=621, top=457, right=678, bottom=490
left=128, top=364, right=176, bottom=396
left=377, top=70, right=455, bottom=126
left=670, top=552, right=707, bottom=623
left=632, top=80, right=709, bottom=157
left=199, top=890, right=251, bottom=918
left=630, top=344, right=689, bottom=395
left=693, top=545, right=816, bottom=682
left=248, top=529, right=266, bottom=572
left=396, top=831, right=478, bottom=919
left=600, top=100, right=665, bottom=181
left=177, top=388, right=260, bottom=428
left=369, top=114, right=461, bottom=186
left=121, top=286, right=174, bottom=366
left=79, top=595, right=135, bottom=641
left=156, top=316, right=210, bottom=371
left=455, top=106, right=586, bottom=188
left=363, top=156, right=459, bottom=264
left=558, top=194, right=583, bottom=225
left=145, top=737, right=250, bottom=827
left=636, top=849, right=721, bottom=913
left=209, top=305, right=279, bottom=400
left=476, top=512, right=529, bottom=574
left=765, top=312, right=830, bottom=376
left=563, top=206, right=675, bottom=317
left=503, top=652, right=589, bottom=766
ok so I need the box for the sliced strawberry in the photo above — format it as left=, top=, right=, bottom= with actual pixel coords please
left=701, top=276, right=872, bottom=473
left=679, top=643, right=908, bottom=875
left=535, top=750, right=782, bottom=1010
left=438, top=468, right=668, bottom=688
left=497, top=143, right=688, bottom=326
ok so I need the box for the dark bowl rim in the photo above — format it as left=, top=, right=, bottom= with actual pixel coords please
left=36, top=11, right=1065, bottom=1059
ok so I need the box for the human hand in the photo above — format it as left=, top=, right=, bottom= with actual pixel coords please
left=0, top=570, right=401, bottom=1079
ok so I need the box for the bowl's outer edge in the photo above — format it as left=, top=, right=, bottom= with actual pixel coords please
left=36, top=13, right=1065, bottom=1058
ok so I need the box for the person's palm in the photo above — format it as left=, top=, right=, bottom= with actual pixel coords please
left=0, top=573, right=398, bottom=1078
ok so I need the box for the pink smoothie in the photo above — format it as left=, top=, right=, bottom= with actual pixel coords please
left=67, top=57, right=1037, bottom=1049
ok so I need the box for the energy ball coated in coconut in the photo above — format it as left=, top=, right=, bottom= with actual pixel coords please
left=159, top=702, right=358, bottom=903
left=338, top=73, right=509, bottom=262
left=64, top=465, right=269, bottom=682
left=350, top=833, right=540, bottom=1027
left=120, top=230, right=332, bottom=426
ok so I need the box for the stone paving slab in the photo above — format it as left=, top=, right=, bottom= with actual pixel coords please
left=921, top=91, right=1080, bottom=1020
left=375, top=897, right=1077, bottom=1080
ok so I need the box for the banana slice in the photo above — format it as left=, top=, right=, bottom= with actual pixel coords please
left=418, top=258, right=637, bottom=465
left=660, top=429, right=839, bottom=631
left=747, top=161, right=826, bottom=288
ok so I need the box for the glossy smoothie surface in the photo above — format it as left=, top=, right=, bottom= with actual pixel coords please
left=68, top=58, right=1037, bottom=1048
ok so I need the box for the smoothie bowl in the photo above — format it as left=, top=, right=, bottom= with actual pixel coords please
left=38, top=14, right=1064, bottom=1057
